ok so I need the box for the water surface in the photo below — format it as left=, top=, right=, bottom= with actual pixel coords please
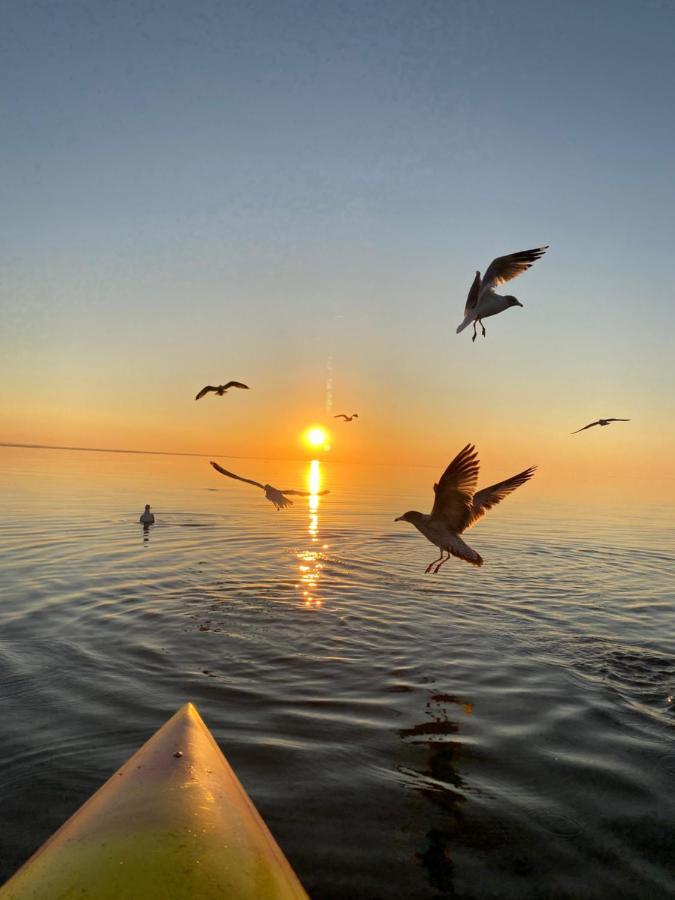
left=0, top=447, right=673, bottom=898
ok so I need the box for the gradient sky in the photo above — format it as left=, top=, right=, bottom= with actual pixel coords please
left=2, top=1, right=675, bottom=494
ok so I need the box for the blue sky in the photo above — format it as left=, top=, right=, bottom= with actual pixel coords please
left=2, top=0, right=674, bottom=480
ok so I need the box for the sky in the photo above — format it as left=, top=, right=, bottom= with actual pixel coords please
left=2, top=0, right=675, bottom=495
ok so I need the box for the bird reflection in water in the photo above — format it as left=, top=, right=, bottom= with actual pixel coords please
left=297, top=460, right=327, bottom=608
left=399, top=692, right=474, bottom=896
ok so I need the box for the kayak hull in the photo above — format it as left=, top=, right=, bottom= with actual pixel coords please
left=0, top=703, right=308, bottom=899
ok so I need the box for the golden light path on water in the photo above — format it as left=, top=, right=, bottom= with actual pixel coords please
left=297, top=459, right=326, bottom=608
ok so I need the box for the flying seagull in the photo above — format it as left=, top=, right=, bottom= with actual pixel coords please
left=210, top=461, right=329, bottom=510
left=395, top=444, right=536, bottom=573
left=571, top=418, right=630, bottom=434
left=334, top=413, right=359, bottom=422
left=456, top=246, right=548, bottom=341
left=195, top=381, right=249, bottom=400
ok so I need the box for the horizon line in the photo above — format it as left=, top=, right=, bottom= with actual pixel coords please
left=0, top=441, right=293, bottom=463
left=0, top=440, right=432, bottom=469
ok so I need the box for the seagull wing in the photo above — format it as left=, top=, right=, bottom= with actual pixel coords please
left=570, top=421, right=599, bottom=434
left=279, top=489, right=330, bottom=496
left=223, top=381, right=250, bottom=390
left=463, top=466, right=536, bottom=531
left=481, top=246, right=548, bottom=292
left=210, top=461, right=265, bottom=490
left=463, top=271, right=482, bottom=316
left=606, top=418, right=630, bottom=423
left=430, top=444, right=480, bottom=531
left=195, top=386, right=217, bottom=400
left=333, top=414, right=348, bottom=420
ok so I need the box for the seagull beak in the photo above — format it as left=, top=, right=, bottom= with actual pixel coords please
left=516, top=300, right=524, bottom=307
left=394, top=516, right=402, bottom=522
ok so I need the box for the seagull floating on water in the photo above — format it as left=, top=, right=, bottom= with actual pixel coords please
left=334, top=413, right=359, bottom=422
left=456, top=246, right=548, bottom=341
left=139, top=504, right=155, bottom=525
left=395, top=444, right=536, bottom=573
left=210, top=461, right=329, bottom=510
left=571, top=418, right=630, bottom=434
left=195, top=381, right=249, bottom=400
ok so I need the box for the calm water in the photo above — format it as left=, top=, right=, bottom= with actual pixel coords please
left=0, top=446, right=674, bottom=898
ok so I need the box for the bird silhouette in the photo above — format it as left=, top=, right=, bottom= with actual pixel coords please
left=456, top=246, right=548, bottom=341
left=333, top=413, right=359, bottom=422
left=395, top=444, right=536, bottom=573
left=210, top=462, right=329, bottom=510
left=195, top=381, right=249, bottom=400
left=571, top=418, right=630, bottom=434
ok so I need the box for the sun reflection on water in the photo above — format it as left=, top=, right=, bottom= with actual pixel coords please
left=297, top=460, right=326, bottom=608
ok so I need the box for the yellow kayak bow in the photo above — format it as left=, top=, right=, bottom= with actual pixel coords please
left=0, top=703, right=308, bottom=899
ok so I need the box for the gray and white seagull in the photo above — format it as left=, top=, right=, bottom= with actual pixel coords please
left=195, top=381, right=249, bottom=400
left=210, top=461, right=329, bottom=510
left=395, top=444, right=536, bottom=573
left=456, top=246, right=548, bottom=341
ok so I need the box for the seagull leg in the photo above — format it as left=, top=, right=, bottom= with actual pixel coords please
left=480, top=319, right=486, bottom=338
left=425, top=552, right=444, bottom=574
left=432, top=552, right=450, bottom=574
left=471, top=321, right=477, bottom=343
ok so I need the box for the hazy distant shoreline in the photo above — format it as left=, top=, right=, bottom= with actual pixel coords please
left=0, top=442, right=435, bottom=469
left=0, top=441, right=213, bottom=459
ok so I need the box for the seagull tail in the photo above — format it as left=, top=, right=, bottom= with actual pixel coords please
left=449, top=535, right=483, bottom=567
left=456, top=317, right=472, bottom=334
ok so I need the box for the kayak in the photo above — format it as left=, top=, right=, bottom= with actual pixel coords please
left=0, top=703, right=308, bottom=899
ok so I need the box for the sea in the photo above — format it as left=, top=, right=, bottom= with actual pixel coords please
left=0, top=445, right=673, bottom=898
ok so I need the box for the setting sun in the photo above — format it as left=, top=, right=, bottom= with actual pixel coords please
left=304, top=426, right=330, bottom=450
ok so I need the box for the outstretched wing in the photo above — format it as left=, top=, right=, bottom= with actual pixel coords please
left=606, top=418, right=630, bottom=423
left=279, top=489, right=330, bottom=496
left=195, top=385, right=217, bottom=400
left=463, top=271, right=482, bottom=316
left=333, top=414, right=348, bottom=420
left=223, top=381, right=250, bottom=390
left=463, top=466, right=536, bottom=531
left=571, top=421, right=599, bottom=434
left=481, top=246, right=548, bottom=292
left=430, top=444, right=480, bottom=531
left=210, top=461, right=265, bottom=490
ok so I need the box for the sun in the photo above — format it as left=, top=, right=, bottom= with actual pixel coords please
left=303, top=426, right=330, bottom=450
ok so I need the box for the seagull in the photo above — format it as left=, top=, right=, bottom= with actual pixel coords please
left=139, top=504, right=155, bottom=525
left=571, top=418, right=630, bottom=434
left=395, top=444, right=536, bottom=573
left=456, top=246, right=548, bottom=341
left=195, top=381, right=249, bottom=400
left=210, top=461, right=329, bottom=510
left=334, top=413, right=359, bottom=422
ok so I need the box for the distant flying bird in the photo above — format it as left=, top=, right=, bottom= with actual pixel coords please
left=195, top=381, right=249, bottom=400
left=571, top=418, right=630, bottom=434
left=456, top=246, right=548, bottom=341
left=334, top=413, right=359, bottom=422
left=395, top=444, right=536, bottom=573
left=210, top=461, right=329, bottom=510
left=139, top=504, right=155, bottom=525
